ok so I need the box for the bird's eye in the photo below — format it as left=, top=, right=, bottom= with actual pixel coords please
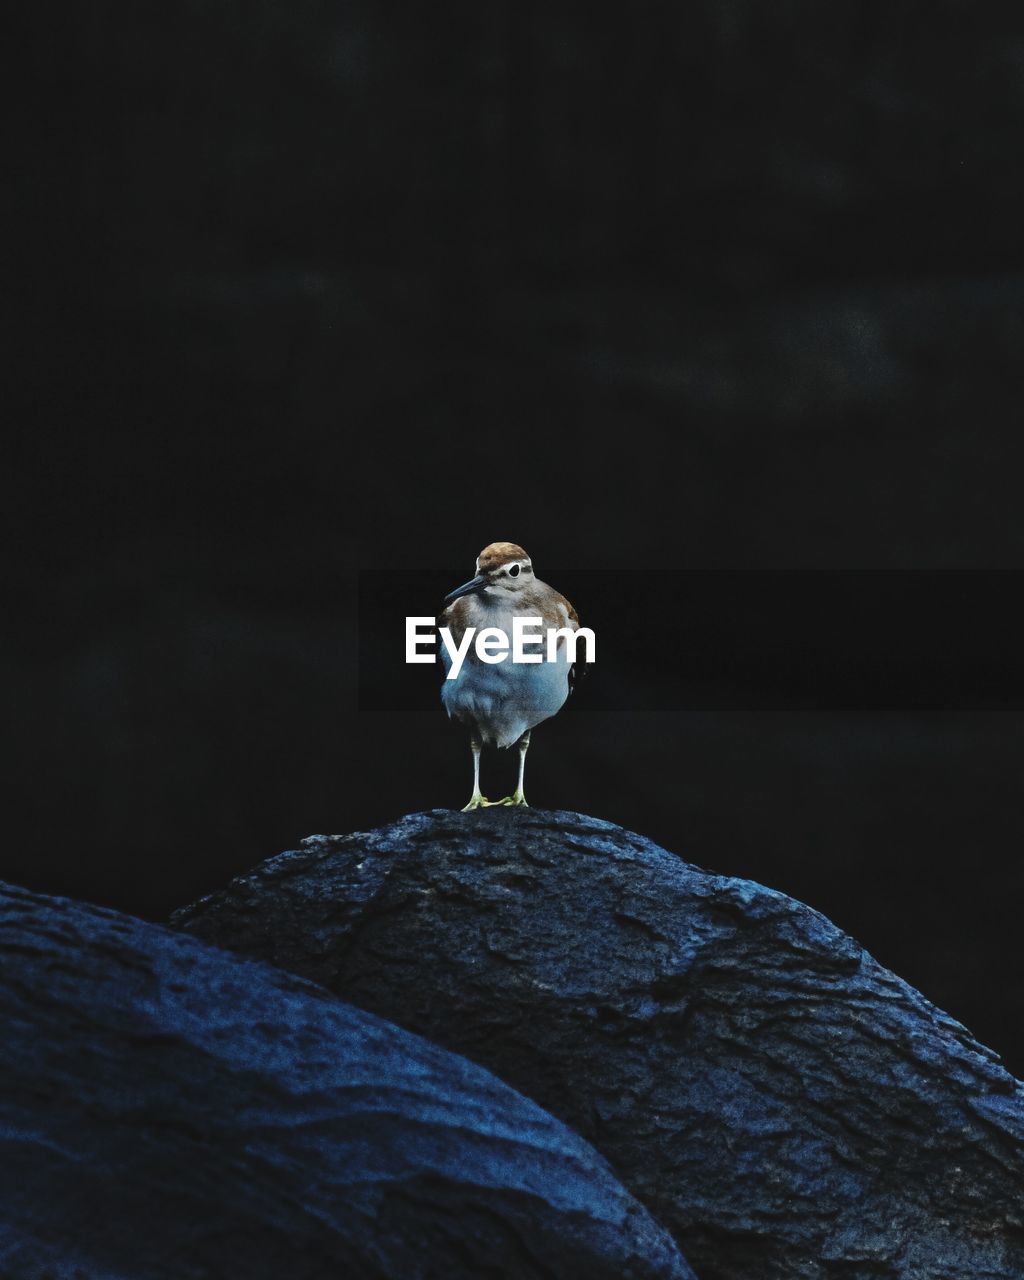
left=509, top=564, right=521, bottom=577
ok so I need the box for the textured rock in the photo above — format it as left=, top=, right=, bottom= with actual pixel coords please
left=175, top=808, right=1024, bottom=1280
left=0, top=880, right=694, bottom=1280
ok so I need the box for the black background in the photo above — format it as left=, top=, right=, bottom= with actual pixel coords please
left=7, top=4, right=1024, bottom=1074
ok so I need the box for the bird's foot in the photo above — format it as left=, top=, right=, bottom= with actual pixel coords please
left=461, top=793, right=495, bottom=812
left=491, top=790, right=528, bottom=807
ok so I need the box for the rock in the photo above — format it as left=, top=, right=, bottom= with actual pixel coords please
left=174, top=808, right=1024, bottom=1280
left=0, top=880, right=694, bottom=1280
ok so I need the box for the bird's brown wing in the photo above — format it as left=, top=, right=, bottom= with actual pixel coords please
left=438, top=595, right=473, bottom=648
left=556, top=592, right=587, bottom=697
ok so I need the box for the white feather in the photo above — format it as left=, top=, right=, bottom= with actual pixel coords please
left=440, top=597, right=573, bottom=749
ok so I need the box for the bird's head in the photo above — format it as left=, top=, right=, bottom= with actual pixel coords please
left=444, top=542, right=534, bottom=602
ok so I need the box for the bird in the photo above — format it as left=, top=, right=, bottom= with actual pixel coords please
left=439, top=541, right=581, bottom=810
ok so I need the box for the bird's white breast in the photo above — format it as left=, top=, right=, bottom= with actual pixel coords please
left=439, top=593, right=573, bottom=748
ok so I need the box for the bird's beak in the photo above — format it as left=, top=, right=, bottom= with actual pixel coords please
left=444, top=573, right=488, bottom=603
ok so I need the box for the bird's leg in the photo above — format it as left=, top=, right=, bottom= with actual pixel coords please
left=461, top=734, right=492, bottom=811
left=511, top=728, right=530, bottom=805
left=495, top=729, right=530, bottom=807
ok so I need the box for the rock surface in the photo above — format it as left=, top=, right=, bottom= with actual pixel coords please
left=0, top=879, right=694, bottom=1280
left=175, top=808, right=1024, bottom=1280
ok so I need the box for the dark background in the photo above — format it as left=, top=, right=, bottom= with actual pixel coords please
left=6, top=4, right=1024, bottom=1073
